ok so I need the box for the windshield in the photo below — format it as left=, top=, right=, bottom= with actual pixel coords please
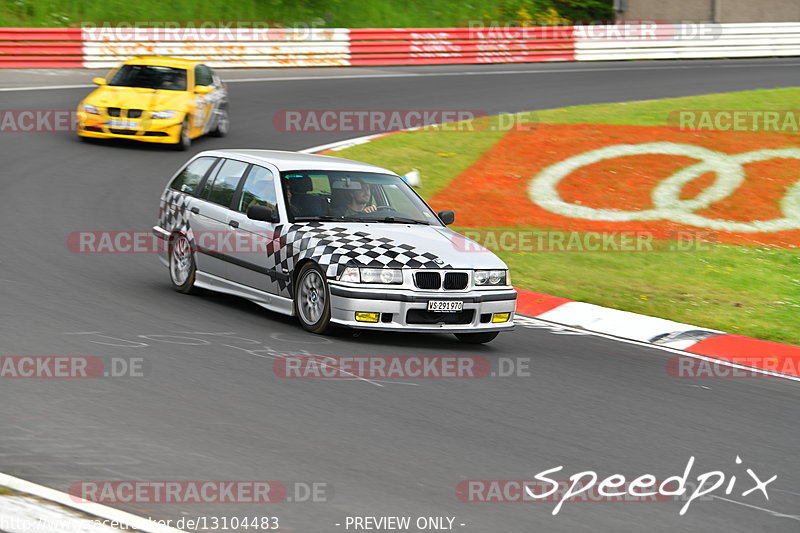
left=280, top=170, right=440, bottom=225
left=108, top=65, right=187, bottom=91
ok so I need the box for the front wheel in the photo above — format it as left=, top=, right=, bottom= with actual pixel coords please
left=454, top=331, right=499, bottom=344
left=294, top=263, right=333, bottom=334
left=209, top=105, right=229, bottom=137
left=169, top=234, right=199, bottom=294
left=172, top=119, right=191, bottom=151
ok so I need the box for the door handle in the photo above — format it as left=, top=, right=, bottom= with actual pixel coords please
left=190, top=207, right=199, bottom=214
left=229, top=220, right=239, bottom=229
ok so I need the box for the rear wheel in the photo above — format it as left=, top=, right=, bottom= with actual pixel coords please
left=455, top=332, right=499, bottom=344
left=169, top=234, right=199, bottom=294
left=294, top=263, right=333, bottom=334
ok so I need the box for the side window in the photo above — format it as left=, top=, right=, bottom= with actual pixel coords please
left=203, top=159, right=249, bottom=208
left=209, top=66, right=222, bottom=87
left=195, top=65, right=214, bottom=87
left=169, top=157, right=216, bottom=195
left=238, top=165, right=278, bottom=214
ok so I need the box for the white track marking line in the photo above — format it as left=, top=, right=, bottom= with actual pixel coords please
left=2, top=61, right=800, bottom=92
left=0, top=472, right=186, bottom=533
left=221, top=62, right=800, bottom=83
left=0, top=83, right=93, bottom=92
left=711, top=495, right=800, bottom=521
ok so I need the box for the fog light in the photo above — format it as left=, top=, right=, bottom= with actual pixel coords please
left=491, top=312, right=511, bottom=323
left=355, top=312, right=380, bottom=323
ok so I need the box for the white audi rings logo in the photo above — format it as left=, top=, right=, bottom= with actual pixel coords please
left=528, top=143, right=800, bottom=233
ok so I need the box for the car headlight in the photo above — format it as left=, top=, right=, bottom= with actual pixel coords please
left=82, top=103, right=100, bottom=115
left=339, top=267, right=403, bottom=284
left=474, top=269, right=507, bottom=286
left=151, top=110, right=179, bottom=119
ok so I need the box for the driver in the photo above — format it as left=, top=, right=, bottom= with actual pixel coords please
left=341, top=179, right=377, bottom=216
left=161, top=70, right=185, bottom=90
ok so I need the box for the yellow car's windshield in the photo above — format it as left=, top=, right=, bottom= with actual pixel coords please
left=108, top=65, right=188, bottom=91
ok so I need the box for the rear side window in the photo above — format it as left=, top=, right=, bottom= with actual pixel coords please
left=195, top=65, right=214, bottom=87
left=203, top=159, right=250, bottom=208
left=169, top=157, right=216, bottom=195
left=238, top=165, right=277, bottom=214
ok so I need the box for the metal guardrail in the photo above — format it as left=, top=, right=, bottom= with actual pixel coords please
left=574, top=22, right=800, bottom=60
left=348, top=27, right=576, bottom=65
left=81, top=27, right=351, bottom=69
left=1, top=23, right=799, bottom=68
left=0, top=28, right=82, bottom=68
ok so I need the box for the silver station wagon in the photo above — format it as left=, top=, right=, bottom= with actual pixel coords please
left=153, top=150, right=516, bottom=343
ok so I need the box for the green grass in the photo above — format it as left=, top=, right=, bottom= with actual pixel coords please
left=0, top=0, right=609, bottom=28
left=330, top=88, right=800, bottom=345
left=0, top=486, right=13, bottom=495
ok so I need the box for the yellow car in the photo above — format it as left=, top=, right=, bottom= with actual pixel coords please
left=76, top=56, right=229, bottom=150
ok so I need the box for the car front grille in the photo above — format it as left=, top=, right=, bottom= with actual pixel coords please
left=414, top=271, right=441, bottom=290
left=414, top=270, right=469, bottom=290
left=109, top=129, right=136, bottom=135
left=443, top=272, right=468, bottom=290
left=105, top=107, right=143, bottom=118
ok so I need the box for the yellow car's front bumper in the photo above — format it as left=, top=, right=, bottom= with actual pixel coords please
left=76, top=112, right=183, bottom=144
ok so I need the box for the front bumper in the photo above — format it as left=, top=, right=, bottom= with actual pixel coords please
left=76, top=112, right=183, bottom=144
left=328, top=283, right=517, bottom=332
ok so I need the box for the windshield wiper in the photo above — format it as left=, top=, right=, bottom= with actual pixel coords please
left=360, top=216, right=430, bottom=225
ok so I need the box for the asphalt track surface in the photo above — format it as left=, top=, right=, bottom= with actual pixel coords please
left=0, top=59, right=798, bottom=532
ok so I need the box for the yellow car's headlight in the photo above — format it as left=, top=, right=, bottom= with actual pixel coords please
left=82, top=103, right=100, bottom=115
left=151, top=110, right=179, bottom=119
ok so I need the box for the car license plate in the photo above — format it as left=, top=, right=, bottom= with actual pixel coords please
left=106, top=119, right=138, bottom=129
left=427, top=300, right=463, bottom=313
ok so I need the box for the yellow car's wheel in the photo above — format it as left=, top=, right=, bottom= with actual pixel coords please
left=210, top=105, right=229, bottom=137
left=173, top=119, right=191, bottom=151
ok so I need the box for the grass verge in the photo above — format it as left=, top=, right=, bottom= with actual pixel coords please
left=329, top=88, right=800, bottom=345
left=1, top=0, right=605, bottom=28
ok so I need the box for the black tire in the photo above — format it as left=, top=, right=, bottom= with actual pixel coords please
left=209, top=105, right=229, bottom=137
left=173, top=119, right=191, bottom=151
left=169, top=234, right=200, bottom=294
left=294, top=263, right=333, bottom=334
left=454, top=331, right=499, bottom=344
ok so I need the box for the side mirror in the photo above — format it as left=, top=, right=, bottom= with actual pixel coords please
left=195, top=85, right=213, bottom=95
left=247, top=204, right=277, bottom=222
left=437, top=210, right=455, bottom=225
left=92, top=77, right=107, bottom=86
